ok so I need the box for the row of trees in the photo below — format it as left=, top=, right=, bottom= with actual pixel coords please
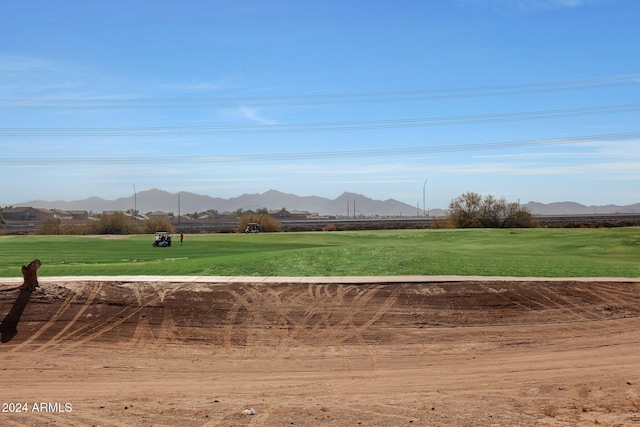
left=34, top=213, right=177, bottom=235
left=33, top=212, right=285, bottom=235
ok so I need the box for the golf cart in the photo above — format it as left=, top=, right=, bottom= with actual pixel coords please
left=153, top=231, right=172, bottom=247
left=244, top=223, right=260, bottom=234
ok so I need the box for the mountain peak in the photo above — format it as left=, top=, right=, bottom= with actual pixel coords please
left=337, top=191, right=373, bottom=200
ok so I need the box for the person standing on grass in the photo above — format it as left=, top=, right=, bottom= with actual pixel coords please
left=180, top=232, right=184, bottom=246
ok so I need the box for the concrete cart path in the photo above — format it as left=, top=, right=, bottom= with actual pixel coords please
left=1, top=275, right=639, bottom=285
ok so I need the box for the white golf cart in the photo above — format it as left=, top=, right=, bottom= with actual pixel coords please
left=152, top=231, right=172, bottom=247
left=244, top=223, right=260, bottom=233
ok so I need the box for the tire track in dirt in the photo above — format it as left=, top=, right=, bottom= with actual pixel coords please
left=66, top=293, right=163, bottom=347
left=222, top=286, right=258, bottom=353
left=479, top=283, right=541, bottom=312
left=31, top=413, right=93, bottom=427
left=123, top=282, right=167, bottom=348
left=200, top=409, right=272, bottom=427
left=512, top=285, right=592, bottom=322
left=559, top=283, right=640, bottom=340
left=29, top=283, right=165, bottom=348
left=331, top=286, right=380, bottom=344
left=508, top=287, right=558, bottom=310
left=244, top=286, right=282, bottom=352
left=157, top=305, right=181, bottom=345
left=222, top=284, right=401, bottom=369
left=331, top=285, right=377, bottom=373
left=474, top=282, right=640, bottom=329
left=223, top=298, right=242, bottom=354
left=547, top=285, right=601, bottom=321
left=264, top=285, right=320, bottom=350
left=333, top=285, right=401, bottom=374
left=283, top=285, right=396, bottom=371
left=149, top=281, right=174, bottom=304
left=223, top=285, right=350, bottom=363
left=254, top=284, right=359, bottom=355
left=578, top=282, right=640, bottom=312
left=224, top=286, right=273, bottom=354
left=337, top=285, right=400, bottom=344
left=312, top=285, right=349, bottom=347
left=33, top=283, right=105, bottom=353
left=3, top=411, right=96, bottom=427
left=345, top=404, right=418, bottom=424
left=301, top=284, right=356, bottom=372
left=130, top=317, right=154, bottom=347
left=126, top=283, right=154, bottom=347
left=8, top=287, right=77, bottom=353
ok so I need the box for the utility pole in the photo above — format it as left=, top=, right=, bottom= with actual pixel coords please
left=423, top=178, right=428, bottom=218
left=133, top=184, right=137, bottom=222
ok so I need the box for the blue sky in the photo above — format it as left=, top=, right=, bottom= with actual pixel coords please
left=1, top=0, right=639, bottom=210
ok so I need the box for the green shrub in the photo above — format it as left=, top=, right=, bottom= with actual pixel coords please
left=34, top=217, right=61, bottom=234
left=448, top=192, right=538, bottom=228
left=60, top=223, right=89, bottom=235
left=87, top=212, right=142, bottom=234
left=144, top=219, right=175, bottom=234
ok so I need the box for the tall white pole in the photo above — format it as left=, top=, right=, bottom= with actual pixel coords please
left=422, top=179, right=428, bottom=218
left=133, top=184, right=137, bottom=221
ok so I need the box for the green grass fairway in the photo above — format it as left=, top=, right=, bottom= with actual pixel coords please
left=1, top=228, right=639, bottom=278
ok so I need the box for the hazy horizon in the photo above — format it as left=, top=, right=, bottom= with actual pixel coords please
left=5, top=187, right=639, bottom=216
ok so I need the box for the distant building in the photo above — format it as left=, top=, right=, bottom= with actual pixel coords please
left=101, top=211, right=130, bottom=217
left=48, top=209, right=89, bottom=220
left=269, top=208, right=315, bottom=219
left=148, top=211, right=169, bottom=220
left=1, top=207, right=54, bottom=222
left=68, top=210, right=89, bottom=220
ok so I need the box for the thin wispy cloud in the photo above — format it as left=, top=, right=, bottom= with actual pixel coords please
left=0, top=54, right=62, bottom=73
left=583, top=140, right=640, bottom=159
left=470, top=139, right=640, bottom=161
left=457, top=0, right=602, bottom=12
left=0, top=55, right=84, bottom=96
left=0, top=54, right=135, bottom=99
left=158, top=77, right=240, bottom=93
left=234, top=106, right=278, bottom=125
left=431, top=158, right=640, bottom=177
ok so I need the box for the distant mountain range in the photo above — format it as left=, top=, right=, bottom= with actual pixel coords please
left=524, top=201, right=640, bottom=215
left=13, top=189, right=640, bottom=217
left=17, top=189, right=439, bottom=217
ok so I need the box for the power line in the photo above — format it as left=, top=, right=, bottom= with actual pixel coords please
left=1, top=103, right=638, bottom=137
left=2, top=131, right=638, bottom=165
left=1, top=74, right=638, bottom=110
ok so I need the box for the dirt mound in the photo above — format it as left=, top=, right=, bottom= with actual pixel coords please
left=1, top=280, right=640, bottom=426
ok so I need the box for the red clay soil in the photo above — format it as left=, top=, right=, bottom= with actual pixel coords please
left=1, top=280, right=640, bottom=426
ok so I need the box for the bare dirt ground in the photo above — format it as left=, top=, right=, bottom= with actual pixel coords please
left=1, top=279, right=640, bottom=426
